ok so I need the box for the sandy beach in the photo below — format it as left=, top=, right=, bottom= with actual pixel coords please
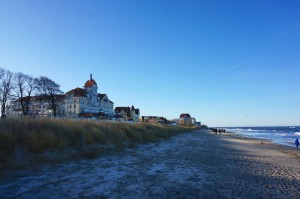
left=203, top=130, right=300, bottom=198
left=1, top=129, right=300, bottom=198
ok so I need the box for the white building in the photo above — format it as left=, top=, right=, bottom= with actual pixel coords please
left=114, top=106, right=140, bottom=122
left=7, top=95, right=65, bottom=118
left=65, top=74, right=114, bottom=118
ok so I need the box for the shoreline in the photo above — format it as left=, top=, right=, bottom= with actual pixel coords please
left=223, top=126, right=300, bottom=148
left=221, top=131, right=300, bottom=160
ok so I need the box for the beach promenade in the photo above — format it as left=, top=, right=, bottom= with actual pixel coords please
left=1, top=129, right=300, bottom=198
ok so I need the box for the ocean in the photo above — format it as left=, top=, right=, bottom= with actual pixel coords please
left=225, top=126, right=300, bottom=148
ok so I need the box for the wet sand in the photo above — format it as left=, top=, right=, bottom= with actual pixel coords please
left=1, top=129, right=300, bottom=198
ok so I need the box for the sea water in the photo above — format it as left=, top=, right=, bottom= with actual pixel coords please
left=225, top=126, right=300, bottom=147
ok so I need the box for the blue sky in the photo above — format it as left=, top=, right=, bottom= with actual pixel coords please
left=1, top=0, right=299, bottom=126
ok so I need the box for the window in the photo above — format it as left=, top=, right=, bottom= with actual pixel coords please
left=74, top=104, right=76, bottom=108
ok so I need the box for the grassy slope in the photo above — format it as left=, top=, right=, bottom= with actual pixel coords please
left=0, top=119, right=198, bottom=165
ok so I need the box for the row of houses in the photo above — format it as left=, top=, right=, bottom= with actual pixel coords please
left=140, top=114, right=199, bottom=126
left=7, top=74, right=200, bottom=126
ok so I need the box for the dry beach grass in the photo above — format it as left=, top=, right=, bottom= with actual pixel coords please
left=0, top=118, right=194, bottom=168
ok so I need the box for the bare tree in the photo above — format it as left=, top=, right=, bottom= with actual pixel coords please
left=13, top=73, right=35, bottom=115
left=0, top=68, right=4, bottom=104
left=35, top=76, right=63, bottom=117
left=0, top=69, right=14, bottom=118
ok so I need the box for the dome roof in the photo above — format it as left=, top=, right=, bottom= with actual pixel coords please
left=84, top=79, right=97, bottom=87
left=84, top=74, right=97, bottom=87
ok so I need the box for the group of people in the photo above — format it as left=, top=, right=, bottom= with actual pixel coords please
left=210, top=128, right=226, bottom=134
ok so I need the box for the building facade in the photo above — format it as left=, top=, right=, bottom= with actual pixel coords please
left=114, top=106, right=140, bottom=122
left=179, top=113, right=193, bottom=126
left=7, top=95, right=65, bottom=118
left=7, top=74, right=114, bottom=119
left=141, top=116, right=168, bottom=124
left=65, top=74, right=114, bottom=118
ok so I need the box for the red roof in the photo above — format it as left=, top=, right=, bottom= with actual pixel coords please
left=84, top=79, right=97, bottom=87
left=180, top=113, right=191, bottom=118
left=78, top=113, right=94, bottom=118
left=78, top=112, right=105, bottom=118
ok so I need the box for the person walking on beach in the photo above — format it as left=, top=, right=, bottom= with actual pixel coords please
left=295, top=138, right=299, bottom=149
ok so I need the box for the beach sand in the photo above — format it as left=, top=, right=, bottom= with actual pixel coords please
left=1, top=129, right=300, bottom=198
left=201, top=130, right=300, bottom=198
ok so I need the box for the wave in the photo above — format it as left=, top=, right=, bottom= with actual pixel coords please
left=225, top=128, right=243, bottom=131
left=275, top=133, right=289, bottom=137
left=240, top=128, right=267, bottom=132
left=226, top=128, right=267, bottom=132
left=294, top=132, right=300, bottom=135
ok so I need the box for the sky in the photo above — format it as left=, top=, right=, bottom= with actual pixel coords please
left=0, top=0, right=300, bottom=127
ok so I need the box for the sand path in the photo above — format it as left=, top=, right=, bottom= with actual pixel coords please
left=0, top=130, right=300, bottom=198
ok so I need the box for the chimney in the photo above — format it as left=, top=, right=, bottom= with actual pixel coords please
left=90, top=74, right=92, bottom=80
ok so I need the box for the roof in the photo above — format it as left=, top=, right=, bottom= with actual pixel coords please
left=114, top=107, right=130, bottom=113
left=97, top=93, right=114, bottom=104
left=66, top=88, right=86, bottom=97
left=13, top=96, right=31, bottom=102
left=84, top=79, right=97, bottom=87
left=128, top=106, right=139, bottom=115
left=78, top=112, right=105, bottom=118
left=78, top=113, right=94, bottom=118
left=30, top=94, right=66, bottom=101
left=97, top=93, right=108, bottom=101
left=114, top=107, right=132, bottom=118
left=180, top=113, right=191, bottom=118
left=134, top=109, right=140, bottom=115
left=98, top=93, right=105, bottom=99
left=159, top=117, right=167, bottom=121
left=55, top=94, right=66, bottom=101
left=141, top=116, right=160, bottom=119
left=94, top=112, right=106, bottom=117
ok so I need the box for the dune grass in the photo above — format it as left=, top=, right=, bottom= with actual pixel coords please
left=0, top=118, right=197, bottom=164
